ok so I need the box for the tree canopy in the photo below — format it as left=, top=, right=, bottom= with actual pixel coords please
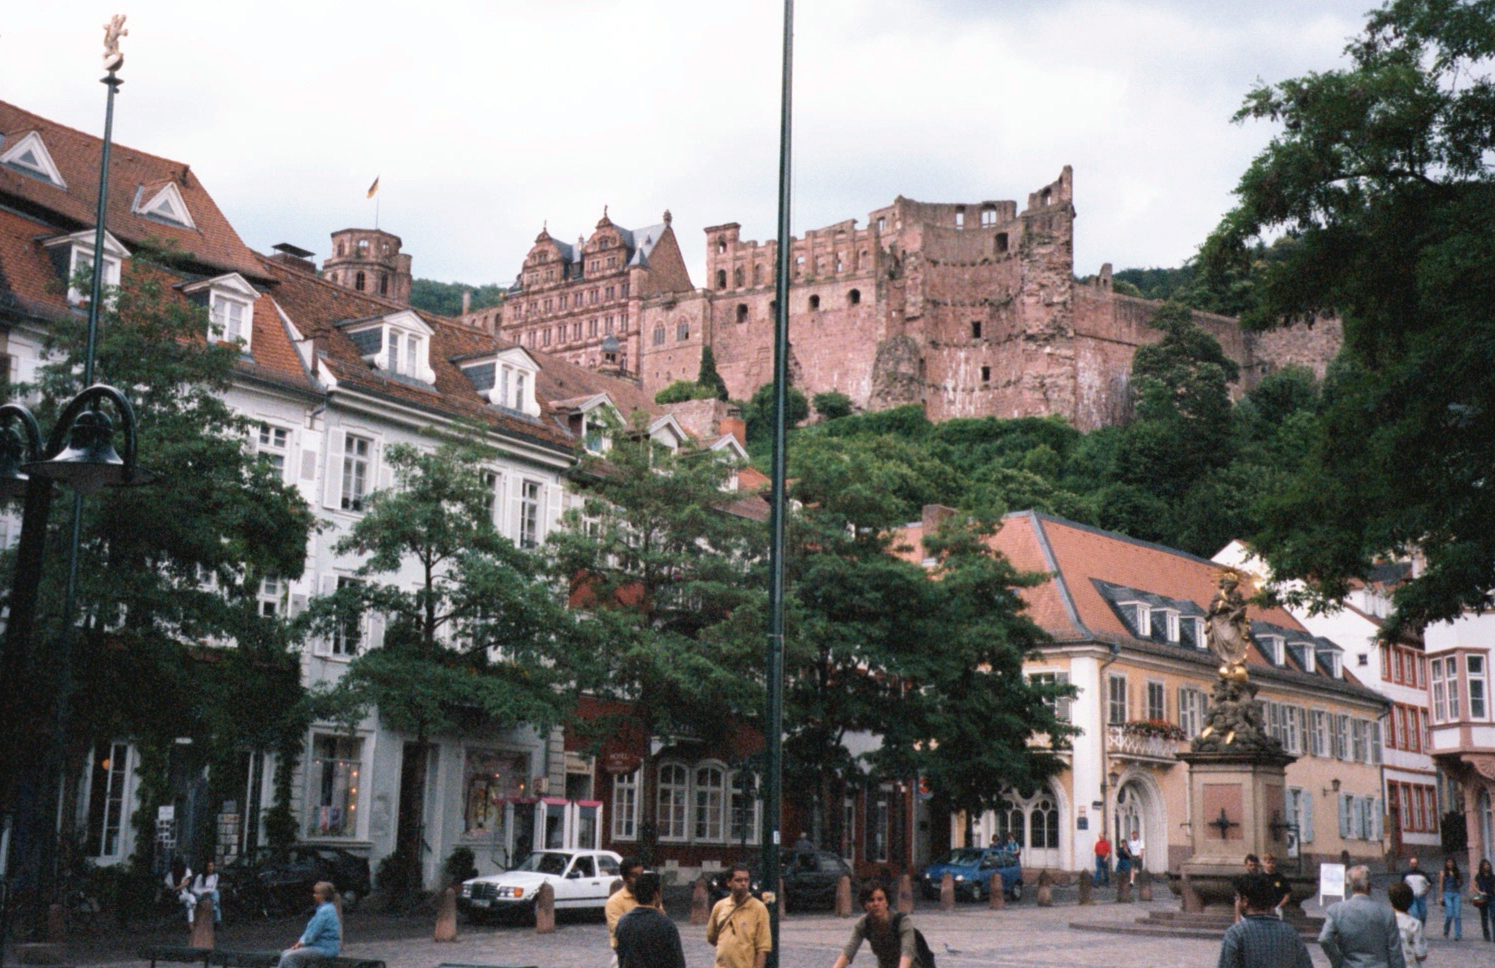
left=1200, top=0, right=1495, bottom=629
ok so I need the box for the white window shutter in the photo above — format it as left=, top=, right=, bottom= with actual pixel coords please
left=1057, top=671, right=1072, bottom=723
left=377, top=440, right=392, bottom=491
left=506, top=479, right=523, bottom=543
left=323, top=430, right=344, bottom=510
left=310, top=575, right=338, bottom=655
left=289, top=593, right=307, bottom=618
left=299, top=447, right=318, bottom=482
left=1370, top=722, right=1382, bottom=765
left=366, top=611, right=385, bottom=651
left=1302, top=790, right=1314, bottom=843
left=1338, top=795, right=1350, bottom=839
left=547, top=483, right=563, bottom=535
left=1373, top=798, right=1383, bottom=840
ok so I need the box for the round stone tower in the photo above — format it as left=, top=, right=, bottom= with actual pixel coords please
left=322, top=228, right=413, bottom=305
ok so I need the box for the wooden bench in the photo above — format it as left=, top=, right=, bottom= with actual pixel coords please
left=210, top=952, right=384, bottom=968
left=139, top=946, right=212, bottom=968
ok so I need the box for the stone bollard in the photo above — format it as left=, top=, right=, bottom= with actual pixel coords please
left=690, top=878, right=710, bottom=926
left=535, top=882, right=555, bottom=934
left=988, top=873, right=1005, bottom=911
left=1117, top=877, right=1132, bottom=903
left=47, top=904, right=64, bottom=944
left=1077, top=870, right=1093, bottom=905
left=1035, top=869, right=1052, bottom=907
left=836, top=875, right=853, bottom=918
left=434, top=887, right=458, bottom=942
left=1138, top=870, right=1153, bottom=902
left=190, top=896, right=216, bottom=949
left=896, top=873, right=914, bottom=915
left=1181, top=873, right=1204, bottom=913
left=939, top=873, right=955, bottom=911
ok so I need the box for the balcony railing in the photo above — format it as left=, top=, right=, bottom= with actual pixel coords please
left=1108, top=725, right=1183, bottom=762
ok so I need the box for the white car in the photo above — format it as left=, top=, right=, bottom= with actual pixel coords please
left=458, top=849, right=623, bottom=922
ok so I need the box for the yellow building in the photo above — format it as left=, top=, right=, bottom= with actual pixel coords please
left=909, top=510, right=1390, bottom=875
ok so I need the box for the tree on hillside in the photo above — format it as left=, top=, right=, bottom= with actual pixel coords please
left=698, top=346, right=730, bottom=401
left=408, top=280, right=505, bottom=317
left=304, top=431, right=576, bottom=898
left=0, top=255, right=314, bottom=916
left=1200, top=0, right=1495, bottom=628
left=547, top=419, right=764, bottom=862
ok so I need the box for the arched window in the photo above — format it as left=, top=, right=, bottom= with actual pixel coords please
left=848, top=289, right=861, bottom=306
left=658, top=763, right=688, bottom=841
left=754, top=264, right=764, bottom=286
left=653, top=325, right=666, bottom=346
left=996, top=233, right=1009, bottom=254
left=354, top=271, right=365, bottom=291
left=337, top=241, right=345, bottom=256
left=808, top=294, right=820, bottom=311
left=379, top=273, right=389, bottom=296
left=716, top=236, right=727, bottom=254
left=694, top=765, right=725, bottom=842
left=677, top=320, right=690, bottom=341
left=736, top=304, right=749, bottom=323
left=733, top=267, right=744, bottom=287
left=716, top=269, right=727, bottom=290
left=1029, top=796, right=1059, bottom=848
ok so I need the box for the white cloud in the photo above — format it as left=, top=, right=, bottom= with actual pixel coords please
left=1, top=0, right=1369, bottom=288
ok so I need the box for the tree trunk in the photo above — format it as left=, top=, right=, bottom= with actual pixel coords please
left=395, top=741, right=432, bottom=898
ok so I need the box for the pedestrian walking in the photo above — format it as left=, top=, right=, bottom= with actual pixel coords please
left=1388, top=883, right=1427, bottom=966
left=1404, top=857, right=1431, bottom=925
left=1218, top=873, right=1312, bottom=968
left=1093, top=834, right=1112, bottom=887
left=1318, top=865, right=1406, bottom=968
left=1440, top=856, right=1463, bottom=941
left=707, top=865, right=771, bottom=968
left=1474, top=858, right=1495, bottom=942
left=830, top=884, right=931, bottom=968
left=616, top=872, right=684, bottom=968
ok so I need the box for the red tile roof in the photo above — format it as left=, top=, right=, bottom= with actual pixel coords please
left=0, top=100, right=263, bottom=279
left=0, top=206, right=70, bottom=320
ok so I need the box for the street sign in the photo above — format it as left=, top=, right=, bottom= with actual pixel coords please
left=602, top=753, right=641, bottom=775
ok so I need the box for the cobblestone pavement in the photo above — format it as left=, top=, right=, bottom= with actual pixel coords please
left=64, top=898, right=1492, bottom=968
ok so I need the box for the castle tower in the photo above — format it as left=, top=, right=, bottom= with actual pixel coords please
left=322, top=228, right=413, bottom=305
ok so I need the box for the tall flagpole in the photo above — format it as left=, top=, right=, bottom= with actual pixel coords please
left=764, top=1, right=793, bottom=966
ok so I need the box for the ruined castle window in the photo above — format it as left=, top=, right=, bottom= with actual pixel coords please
left=677, top=319, right=690, bottom=341
left=753, top=264, right=764, bottom=286
left=354, top=271, right=366, bottom=291
left=607, top=256, right=616, bottom=268
left=337, top=241, right=345, bottom=256
left=607, top=315, right=615, bottom=333
left=379, top=274, right=389, bottom=296
left=795, top=256, right=804, bottom=279
left=1041, top=188, right=1052, bottom=206
left=981, top=366, right=991, bottom=383
left=589, top=289, right=599, bottom=305
left=955, top=209, right=965, bottom=229
left=621, top=282, right=629, bottom=297
left=736, top=304, right=748, bottom=323
left=544, top=298, right=553, bottom=313
left=733, top=267, right=744, bottom=287
left=848, top=289, right=861, bottom=306
left=972, top=321, right=982, bottom=339
left=544, top=328, right=553, bottom=346
left=996, top=233, right=1009, bottom=254
left=358, top=239, right=369, bottom=255
left=653, top=325, right=665, bottom=346
left=589, top=318, right=598, bottom=337
left=877, top=217, right=886, bottom=232
left=716, top=237, right=727, bottom=254
left=573, top=322, right=582, bottom=340
left=716, top=270, right=727, bottom=290
left=605, top=285, right=615, bottom=300
left=808, top=294, right=820, bottom=311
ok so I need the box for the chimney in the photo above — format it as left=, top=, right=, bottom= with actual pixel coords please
left=721, top=415, right=747, bottom=449
left=462, top=290, right=472, bottom=315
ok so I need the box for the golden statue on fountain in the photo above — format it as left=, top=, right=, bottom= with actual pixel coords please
left=1194, top=570, right=1280, bottom=753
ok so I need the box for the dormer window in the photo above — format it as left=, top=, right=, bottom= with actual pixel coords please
left=344, top=310, right=434, bottom=385
left=42, top=230, right=129, bottom=307
left=1151, top=608, right=1179, bottom=643
left=458, top=346, right=539, bottom=416
left=1317, top=649, right=1343, bottom=679
left=131, top=182, right=195, bottom=229
left=1179, top=617, right=1205, bottom=649
left=181, top=273, right=259, bottom=352
left=1121, top=602, right=1150, bottom=638
left=0, top=131, right=67, bottom=188
left=1258, top=634, right=1285, bottom=666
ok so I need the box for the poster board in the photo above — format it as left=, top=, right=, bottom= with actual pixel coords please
left=1318, top=863, right=1346, bottom=906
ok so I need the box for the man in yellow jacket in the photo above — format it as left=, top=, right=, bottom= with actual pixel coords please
left=707, top=865, right=772, bottom=968
left=605, top=857, right=644, bottom=968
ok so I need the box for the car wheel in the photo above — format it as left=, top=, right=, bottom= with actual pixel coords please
left=970, top=881, right=984, bottom=902
left=1009, top=883, right=1022, bottom=902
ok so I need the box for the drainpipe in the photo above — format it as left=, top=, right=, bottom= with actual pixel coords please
left=1099, top=641, right=1121, bottom=846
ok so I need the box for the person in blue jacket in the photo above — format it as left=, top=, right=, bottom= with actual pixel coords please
left=276, top=881, right=341, bottom=968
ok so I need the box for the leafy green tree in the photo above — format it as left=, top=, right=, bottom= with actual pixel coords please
left=408, top=280, right=506, bottom=316
left=742, top=383, right=809, bottom=444
left=812, top=391, right=853, bottom=421
left=697, top=346, right=730, bottom=401
left=0, top=255, right=313, bottom=914
left=654, top=380, right=717, bottom=405
left=548, top=420, right=764, bottom=861
left=1199, top=0, right=1495, bottom=627
left=304, top=430, right=575, bottom=896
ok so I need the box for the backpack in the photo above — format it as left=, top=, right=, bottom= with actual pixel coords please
left=890, top=913, right=936, bottom=968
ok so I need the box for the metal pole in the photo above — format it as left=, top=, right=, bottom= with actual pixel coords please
left=764, top=1, right=793, bottom=965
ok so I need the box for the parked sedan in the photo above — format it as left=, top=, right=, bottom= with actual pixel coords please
left=920, top=848, right=1022, bottom=901
left=708, top=849, right=854, bottom=911
left=458, top=849, right=622, bottom=923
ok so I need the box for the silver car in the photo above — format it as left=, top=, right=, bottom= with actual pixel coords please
left=458, top=849, right=622, bottom=923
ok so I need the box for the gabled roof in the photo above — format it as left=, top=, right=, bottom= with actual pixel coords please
left=0, top=101, right=263, bottom=280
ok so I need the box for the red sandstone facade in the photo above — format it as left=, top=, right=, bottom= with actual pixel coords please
left=471, top=210, right=694, bottom=378
left=635, top=168, right=1341, bottom=431
left=322, top=228, right=413, bottom=306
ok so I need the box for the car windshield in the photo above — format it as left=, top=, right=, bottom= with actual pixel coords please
left=938, top=849, right=984, bottom=867
left=514, top=852, right=570, bottom=876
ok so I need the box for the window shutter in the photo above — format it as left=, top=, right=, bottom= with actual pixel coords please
left=310, top=575, right=338, bottom=655
left=1302, top=790, right=1315, bottom=843
left=377, top=439, right=392, bottom=491
left=1338, top=795, right=1350, bottom=839
left=1370, top=721, right=1382, bottom=765
left=366, top=610, right=385, bottom=651
left=506, top=479, right=523, bottom=544
left=323, top=430, right=344, bottom=510
left=1373, top=798, right=1383, bottom=840
left=299, top=446, right=318, bottom=482
left=547, top=482, right=564, bottom=535
left=1056, top=671, right=1072, bottom=723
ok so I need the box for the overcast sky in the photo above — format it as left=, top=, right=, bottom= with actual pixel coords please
left=3, top=1, right=1374, bottom=289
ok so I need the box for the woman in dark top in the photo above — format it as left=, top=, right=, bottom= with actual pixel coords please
left=1475, top=859, right=1495, bottom=942
left=1440, top=856, right=1463, bottom=940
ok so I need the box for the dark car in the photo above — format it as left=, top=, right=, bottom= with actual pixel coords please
left=219, top=845, right=372, bottom=917
left=920, top=847, right=1022, bottom=902
left=708, top=849, right=853, bottom=911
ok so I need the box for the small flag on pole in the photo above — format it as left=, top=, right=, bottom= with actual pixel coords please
left=366, top=176, right=380, bottom=199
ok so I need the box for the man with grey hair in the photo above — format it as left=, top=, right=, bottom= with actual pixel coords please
left=1318, top=865, right=1405, bottom=968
